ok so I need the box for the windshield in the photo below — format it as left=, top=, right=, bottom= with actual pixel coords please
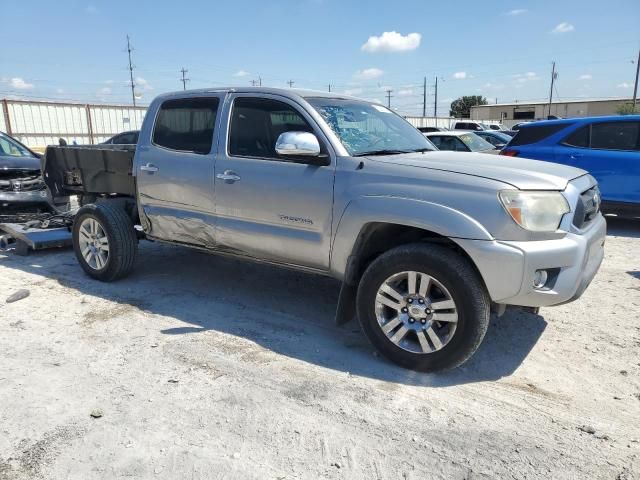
left=0, top=133, right=35, bottom=158
left=458, top=133, right=495, bottom=151
left=306, top=97, right=436, bottom=156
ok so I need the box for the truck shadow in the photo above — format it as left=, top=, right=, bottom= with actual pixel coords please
left=605, top=216, right=640, bottom=239
left=2, top=242, right=546, bottom=387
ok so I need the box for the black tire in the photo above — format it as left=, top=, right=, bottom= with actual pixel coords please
left=72, top=203, right=138, bottom=281
left=356, top=243, right=490, bottom=372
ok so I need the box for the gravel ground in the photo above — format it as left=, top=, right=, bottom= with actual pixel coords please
left=0, top=217, right=639, bottom=479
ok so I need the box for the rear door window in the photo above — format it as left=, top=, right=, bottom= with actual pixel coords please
left=590, top=121, right=640, bottom=151
left=562, top=126, right=590, bottom=148
left=509, top=123, right=571, bottom=146
left=153, top=97, right=220, bottom=154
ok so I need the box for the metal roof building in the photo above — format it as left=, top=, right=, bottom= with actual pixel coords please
left=470, top=98, right=635, bottom=126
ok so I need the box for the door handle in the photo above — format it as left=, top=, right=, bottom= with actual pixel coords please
left=216, top=170, right=241, bottom=183
left=140, top=163, right=159, bottom=173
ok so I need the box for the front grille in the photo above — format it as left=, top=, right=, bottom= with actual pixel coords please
left=0, top=174, right=46, bottom=192
left=573, top=186, right=601, bottom=229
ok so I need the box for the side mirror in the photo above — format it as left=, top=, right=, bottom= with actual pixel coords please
left=276, top=131, right=321, bottom=157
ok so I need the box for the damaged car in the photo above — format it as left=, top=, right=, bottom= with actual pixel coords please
left=41, top=88, right=605, bottom=373
left=0, top=132, right=69, bottom=219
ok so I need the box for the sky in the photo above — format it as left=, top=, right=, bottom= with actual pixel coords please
left=1, top=0, right=639, bottom=116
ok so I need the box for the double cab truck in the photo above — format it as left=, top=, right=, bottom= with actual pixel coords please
left=42, top=87, right=606, bottom=372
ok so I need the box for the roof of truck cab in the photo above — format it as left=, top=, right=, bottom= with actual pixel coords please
left=153, top=87, right=367, bottom=102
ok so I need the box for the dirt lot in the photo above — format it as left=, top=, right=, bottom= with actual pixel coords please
left=1, top=218, right=639, bottom=479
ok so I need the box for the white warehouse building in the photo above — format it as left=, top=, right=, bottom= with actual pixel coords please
left=470, top=98, right=634, bottom=127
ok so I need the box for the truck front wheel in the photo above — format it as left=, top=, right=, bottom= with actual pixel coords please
left=72, top=203, right=138, bottom=281
left=356, top=243, right=490, bottom=372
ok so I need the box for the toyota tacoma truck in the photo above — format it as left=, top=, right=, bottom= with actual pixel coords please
left=41, top=87, right=606, bottom=372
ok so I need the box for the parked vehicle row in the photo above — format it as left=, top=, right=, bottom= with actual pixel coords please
left=41, top=87, right=605, bottom=373
left=501, top=115, right=640, bottom=215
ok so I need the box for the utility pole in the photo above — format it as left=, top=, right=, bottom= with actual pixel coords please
left=250, top=79, right=258, bottom=86
left=126, top=35, right=136, bottom=107
left=434, top=76, right=438, bottom=117
left=633, top=49, right=640, bottom=109
left=328, top=83, right=332, bottom=92
left=287, top=80, right=295, bottom=88
left=180, top=67, right=189, bottom=90
left=259, top=76, right=262, bottom=87
left=547, top=61, right=557, bottom=118
left=422, top=76, right=427, bottom=117
left=385, top=89, right=393, bottom=108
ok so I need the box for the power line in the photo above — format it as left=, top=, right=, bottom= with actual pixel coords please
left=633, top=49, right=640, bottom=108
left=422, top=76, right=427, bottom=117
left=126, top=35, right=136, bottom=107
left=547, top=61, right=557, bottom=118
left=180, top=67, right=190, bottom=90
left=433, top=76, right=439, bottom=117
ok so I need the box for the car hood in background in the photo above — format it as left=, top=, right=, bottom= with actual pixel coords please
left=368, top=151, right=586, bottom=190
left=0, top=155, right=41, bottom=171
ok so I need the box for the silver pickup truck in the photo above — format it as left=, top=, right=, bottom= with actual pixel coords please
left=42, top=87, right=606, bottom=372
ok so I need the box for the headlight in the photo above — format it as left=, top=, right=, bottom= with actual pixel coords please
left=499, top=190, right=570, bottom=232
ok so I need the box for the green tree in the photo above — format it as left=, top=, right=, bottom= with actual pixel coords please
left=615, top=103, right=639, bottom=115
left=449, top=96, right=488, bottom=118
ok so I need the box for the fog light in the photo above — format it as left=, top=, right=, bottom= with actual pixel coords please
left=533, top=270, right=548, bottom=289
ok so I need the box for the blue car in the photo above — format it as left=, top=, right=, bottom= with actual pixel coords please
left=501, top=115, right=640, bottom=215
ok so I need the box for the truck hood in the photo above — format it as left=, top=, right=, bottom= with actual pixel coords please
left=0, top=155, right=41, bottom=171
left=369, top=151, right=586, bottom=190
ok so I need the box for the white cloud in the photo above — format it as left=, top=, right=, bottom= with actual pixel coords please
left=85, top=5, right=98, bottom=14
left=506, top=9, right=527, bottom=16
left=353, top=68, right=384, bottom=80
left=452, top=71, right=467, bottom=80
left=233, top=70, right=250, bottom=77
left=578, top=74, right=592, bottom=80
left=617, top=82, right=632, bottom=89
left=6, top=77, right=34, bottom=89
left=99, top=87, right=112, bottom=95
left=397, top=89, right=413, bottom=96
left=135, top=77, right=153, bottom=91
left=513, top=72, right=538, bottom=83
left=56, top=88, right=65, bottom=94
left=551, top=22, right=575, bottom=34
left=343, top=88, right=363, bottom=96
left=361, top=31, right=421, bottom=53
left=483, top=82, right=505, bottom=90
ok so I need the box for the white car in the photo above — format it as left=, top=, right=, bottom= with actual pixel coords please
left=424, top=131, right=498, bottom=154
left=452, top=120, right=507, bottom=131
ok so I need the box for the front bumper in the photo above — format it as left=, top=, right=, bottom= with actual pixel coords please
left=457, top=213, right=606, bottom=307
left=0, top=190, right=67, bottom=216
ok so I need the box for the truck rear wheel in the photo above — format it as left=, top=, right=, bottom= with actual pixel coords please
left=72, top=203, right=138, bottom=281
left=356, top=243, right=490, bottom=372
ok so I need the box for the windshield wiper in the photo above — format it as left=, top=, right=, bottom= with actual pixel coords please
left=353, top=149, right=410, bottom=157
left=408, top=148, right=434, bottom=153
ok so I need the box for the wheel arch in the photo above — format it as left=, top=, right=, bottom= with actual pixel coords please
left=330, top=196, right=493, bottom=286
